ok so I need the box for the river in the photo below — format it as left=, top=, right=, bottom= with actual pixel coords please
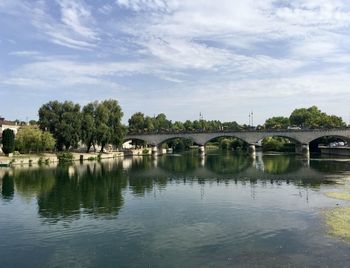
left=1, top=151, right=350, bottom=267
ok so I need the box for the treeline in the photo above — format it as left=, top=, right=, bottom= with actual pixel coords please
left=128, top=112, right=247, bottom=134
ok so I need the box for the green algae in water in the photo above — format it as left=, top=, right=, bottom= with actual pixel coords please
left=325, top=192, right=350, bottom=201
left=325, top=207, right=350, bottom=242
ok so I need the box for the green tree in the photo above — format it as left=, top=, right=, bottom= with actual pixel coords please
left=144, top=116, right=155, bottom=132
left=264, top=116, right=290, bottom=129
left=38, top=101, right=81, bottom=150
left=1, top=129, right=15, bottom=155
left=15, top=125, right=55, bottom=153
left=184, top=120, right=193, bottom=131
left=81, top=102, right=98, bottom=153
left=128, top=112, right=145, bottom=133
left=154, top=113, right=171, bottom=132
left=171, top=121, right=185, bottom=132
left=94, top=100, right=125, bottom=152
left=290, top=106, right=346, bottom=128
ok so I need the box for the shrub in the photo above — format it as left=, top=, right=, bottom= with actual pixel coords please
left=2, top=129, right=15, bottom=155
left=56, top=152, right=74, bottom=162
left=15, top=125, right=56, bottom=154
left=142, top=148, right=149, bottom=154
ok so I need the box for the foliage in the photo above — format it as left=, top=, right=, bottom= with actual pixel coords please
left=15, top=125, right=55, bottom=153
left=264, top=116, right=290, bottom=129
left=81, top=102, right=98, bottom=153
left=128, top=112, right=243, bottom=133
left=38, top=99, right=126, bottom=153
left=128, top=112, right=146, bottom=133
left=1, top=129, right=15, bottom=155
left=38, top=101, right=82, bottom=150
left=289, top=106, right=346, bottom=129
left=262, top=137, right=293, bottom=152
left=56, top=152, right=74, bottom=162
left=166, top=138, right=193, bottom=151
left=93, top=99, right=126, bottom=152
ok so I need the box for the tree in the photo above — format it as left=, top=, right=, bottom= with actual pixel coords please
left=38, top=101, right=81, bottom=151
left=264, top=116, right=290, bottom=129
left=103, top=99, right=126, bottom=149
left=1, top=129, right=15, bottom=155
left=184, top=120, right=193, bottom=131
left=144, top=116, right=155, bottom=132
left=15, top=125, right=55, bottom=153
left=81, top=102, right=98, bottom=153
left=93, top=100, right=126, bottom=152
left=154, top=113, right=171, bottom=132
left=128, top=112, right=145, bottom=133
left=290, top=106, right=346, bottom=129
left=171, top=121, right=185, bottom=132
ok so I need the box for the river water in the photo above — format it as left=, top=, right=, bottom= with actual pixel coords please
left=1, top=151, right=350, bottom=267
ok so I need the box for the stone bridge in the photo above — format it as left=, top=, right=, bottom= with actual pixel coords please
left=125, top=129, right=350, bottom=155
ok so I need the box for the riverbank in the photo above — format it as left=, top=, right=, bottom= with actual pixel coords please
left=0, top=152, right=123, bottom=167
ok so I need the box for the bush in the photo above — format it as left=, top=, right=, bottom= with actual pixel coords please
left=15, top=125, right=56, bottom=153
left=2, top=129, right=15, bottom=155
left=142, top=148, right=149, bottom=154
left=56, top=152, right=74, bottom=162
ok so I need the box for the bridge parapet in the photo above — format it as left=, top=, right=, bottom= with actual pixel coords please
left=125, top=129, right=350, bottom=147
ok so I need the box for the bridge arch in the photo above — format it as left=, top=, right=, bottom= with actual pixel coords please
left=202, top=133, right=251, bottom=145
left=123, top=137, right=149, bottom=148
left=308, top=134, right=350, bottom=144
left=203, top=135, right=250, bottom=151
left=253, top=133, right=304, bottom=145
left=157, top=136, right=198, bottom=152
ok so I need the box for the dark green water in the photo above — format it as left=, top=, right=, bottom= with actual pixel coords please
left=1, top=151, right=350, bottom=267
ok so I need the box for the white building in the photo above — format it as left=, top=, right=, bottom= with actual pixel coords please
left=0, top=117, right=21, bottom=138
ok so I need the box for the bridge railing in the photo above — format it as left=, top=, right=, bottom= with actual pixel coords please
left=126, top=127, right=350, bottom=136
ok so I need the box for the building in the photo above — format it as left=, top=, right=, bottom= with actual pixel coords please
left=0, top=117, right=21, bottom=139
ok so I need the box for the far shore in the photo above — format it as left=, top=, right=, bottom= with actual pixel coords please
left=0, top=148, right=153, bottom=167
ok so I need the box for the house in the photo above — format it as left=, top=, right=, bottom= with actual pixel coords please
left=0, top=117, right=21, bottom=139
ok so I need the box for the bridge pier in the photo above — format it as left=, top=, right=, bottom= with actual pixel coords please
left=199, top=145, right=205, bottom=156
left=248, top=144, right=256, bottom=157
left=295, top=143, right=310, bottom=157
left=152, top=145, right=158, bottom=156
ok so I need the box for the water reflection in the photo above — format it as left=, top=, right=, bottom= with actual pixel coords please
left=1, top=152, right=349, bottom=221
left=261, top=154, right=302, bottom=174
left=1, top=173, right=14, bottom=201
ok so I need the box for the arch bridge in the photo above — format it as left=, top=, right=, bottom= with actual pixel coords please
left=125, top=129, right=350, bottom=155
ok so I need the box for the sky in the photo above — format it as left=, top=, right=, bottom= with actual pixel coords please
left=1, top=0, right=350, bottom=125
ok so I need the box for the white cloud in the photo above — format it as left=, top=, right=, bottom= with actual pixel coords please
left=1, top=0, right=350, bottom=122
left=29, top=0, right=99, bottom=50
left=8, top=51, right=41, bottom=57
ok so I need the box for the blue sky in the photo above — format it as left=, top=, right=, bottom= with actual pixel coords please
left=1, top=0, right=350, bottom=124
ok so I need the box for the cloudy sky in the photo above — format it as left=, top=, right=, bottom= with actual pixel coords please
left=1, top=0, right=350, bottom=124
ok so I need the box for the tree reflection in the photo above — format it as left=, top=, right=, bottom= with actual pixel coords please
left=1, top=173, right=14, bottom=201
left=3, top=162, right=128, bottom=221
left=13, top=169, right=56, bottom=198
left=157, top=152, right=201, bottom=173
left=262, top=155, right=302, bottom=174
left=205, top=152, right=251, bottom=174
left=310, top=159, right=350, bottom=173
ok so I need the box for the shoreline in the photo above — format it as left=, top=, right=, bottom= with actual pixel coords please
left=0, top=148, right=153, bottom=168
